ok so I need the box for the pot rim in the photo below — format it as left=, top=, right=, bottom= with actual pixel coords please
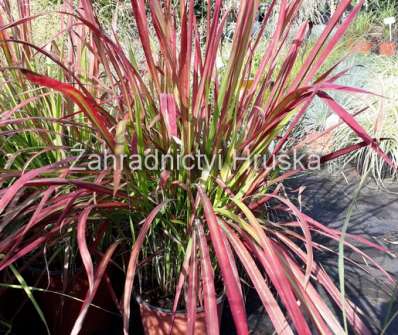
left=135, top=293, right=225, bottom=316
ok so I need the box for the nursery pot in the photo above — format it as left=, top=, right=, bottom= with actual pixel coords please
left=0, top=269, right=40, bottom=333
left=351, top=40, right=372, bottom=55
left=136, top=295, right=224, bottom=335
left=33, top=268, right=119, bottom=335
left=379, top=42, right=396, bottom=56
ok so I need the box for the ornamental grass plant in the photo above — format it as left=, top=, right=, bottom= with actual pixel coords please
left=0, top=1, right=397, bottom=334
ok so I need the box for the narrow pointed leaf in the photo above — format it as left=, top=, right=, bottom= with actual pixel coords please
left=197, top=186, right=249, bottom=335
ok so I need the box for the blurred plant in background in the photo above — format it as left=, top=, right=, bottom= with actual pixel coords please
left=300, top=54, right=398, bottom=184
left=332, top=56, right=398, bottom=183
left=347, top=10, right=376, bottom=39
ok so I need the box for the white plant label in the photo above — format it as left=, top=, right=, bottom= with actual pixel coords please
left=384, top=17, right=396, bottom=25
left=383, top=17, right=396, bottom=42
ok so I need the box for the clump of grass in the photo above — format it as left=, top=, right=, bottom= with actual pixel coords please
left=0, top=1, right=396, bottom=335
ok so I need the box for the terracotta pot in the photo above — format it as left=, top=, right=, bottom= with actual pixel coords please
left=379, top=42, right=396, bottom=57
left=36, top=271, right=119, bottom=335
left=0, top=269, right=39, bottom=333
left=351, top=40, right=372, bottom=55
left=137, top=295, right=224, bottom=335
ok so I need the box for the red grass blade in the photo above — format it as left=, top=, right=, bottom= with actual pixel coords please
left=24, top=178, right=128, bottom=198
left=123, top=202, right=166, bottom=335
left=231, top=199, right=312, bottom=335
left=275, top=243, right=340, bottom=335
left=224, top=224, right=293, bottom=335
left=0, top=159, right=74, bottom=218
left=186, top=232, right=198, bottom=335
left=319, top=91, right=398, bottom=170
left=197, top=186, right=249, bottom=335
left=20, top=69, right=116, bottom=150
left=292, top=0, right=360, bottom=89
left=160, top=93, right=178, bottom=139
left=130, top=0, right=160, bottom=92
left=70, top=242, right=120, bottom=335
left=320, top=141, right=369, bottom=163
left=178, top=0, right=195, bottom=111
left=304, top=0, right=365, bottom=84
left=0, top=226, right=59, bottom=271
left=196, top=220, right=219, bottom=335
left=169, top=239, right=193, bottom=335
left=264, top=194, right=314, bottom=285
left=77, top=206, right=95, bottom=292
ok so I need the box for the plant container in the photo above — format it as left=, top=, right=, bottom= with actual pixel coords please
left=136, top=295, right=224, bottom=335
left=352, top=40, right=372, bottom=55
left=35, top=269, right=119, bottom=335
left=0, top=269, right=42, bottom=333
left=379, top=42, right=396, bottom=56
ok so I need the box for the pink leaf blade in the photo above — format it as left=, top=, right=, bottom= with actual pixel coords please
left=319, top=91, right=398, bottom=170
left=197, top=220, right=219, bottom=335
left=21, top=69, right=116, bottom=150
left=186, top=233, right=197, bottom=335
left=123, top=202, right=166, bottom=335
left=77, top=206, right=95, bottom=292
left=130, top=0, right=160, bottom=92
left=0, top=158, right=74, bottom=219
left=197, top=186, right=249, bottom=335
left=160, top=93, right=178, bottom=139
left=169, top=239, right=193, bottom=335
left=70, top=242, right=120, bottom=335
left=224, top=224, right=294, bottom=335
